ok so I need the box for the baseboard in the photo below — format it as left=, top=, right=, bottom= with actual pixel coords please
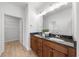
left=5, top=40, right=20, bottom=43
left=5, top=39, right=19, bottom=43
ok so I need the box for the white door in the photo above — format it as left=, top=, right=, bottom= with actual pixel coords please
left=5, top=15, right=20, bottom=42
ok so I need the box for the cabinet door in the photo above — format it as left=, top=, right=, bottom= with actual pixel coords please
left=68, top=47, right=76, bottom=57
left=53, top=50, right=66, bottom=57
left=37, top=38, right=42, bottom=56
left=43, top=45, right=53, bottom=57
left=37, top=49, right=42, bottom=57
left=31, top=36, right=37, bottom=54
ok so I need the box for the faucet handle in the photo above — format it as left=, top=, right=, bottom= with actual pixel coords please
left=56, top=35, right=60, bottom=38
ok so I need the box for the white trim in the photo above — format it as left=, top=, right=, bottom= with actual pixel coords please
left=3, top=13, right=24, bottom=52
left=72, top=3, right=77, bottom=41
left=0, top=9, right=4, bottom=56
left=4, top=14, right=23, bottom=42
left=19, top=19, right=23, bottom=44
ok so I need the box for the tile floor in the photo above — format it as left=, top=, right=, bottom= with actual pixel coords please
left=1, top=40, right=37, bottom=57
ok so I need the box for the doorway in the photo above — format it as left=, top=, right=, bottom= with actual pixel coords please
left=3, top=15, right=24, bottom=56
left=5, top=15, right=20, bottom=42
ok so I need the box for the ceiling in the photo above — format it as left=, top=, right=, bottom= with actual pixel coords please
left=44, top=3, right=72, bottom=17
left=31, top=2, right=72, bottom=16
left=8, top=2, right=71, bottom=15
left=30, top=2, right=56, bottom=14
left=10, top=2, right=57, bottom=13
left=9, top=2, right=27, bottom=7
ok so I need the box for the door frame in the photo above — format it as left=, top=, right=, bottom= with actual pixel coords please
left=2, top=13, right=24, bottom=53
left=4, top=14, right=23, bottom=43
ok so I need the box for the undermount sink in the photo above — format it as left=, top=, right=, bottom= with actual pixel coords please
left=34, top=34, right=64, bottom=42
left=34, top=34, right=40, bottom=37
left=48, top=38, right=65, bottom=42
left=34, top=34, right=43, bottom=38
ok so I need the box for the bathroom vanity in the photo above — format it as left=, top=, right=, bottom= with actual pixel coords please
left=30, top=33, right=76, bottom=57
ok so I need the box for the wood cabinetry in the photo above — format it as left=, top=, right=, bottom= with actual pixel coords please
left=43, top=39, right=68, bottom=57
left=37, top=38, right=42, bottom=56
left=30, top=35, right=76, bottom=57
left=68, top=47, right=76, bottom=57
left=31, top=35, right=38, bottom=54
left=53, top=50, right=66, bottom=57
left=31, top=35, right=42, bottom=56
left=43, top=45, right=53, bottom=57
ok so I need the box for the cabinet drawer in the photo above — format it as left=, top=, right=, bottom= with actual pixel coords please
left=43, top=40, right=68, bottom=54
left=53, top=50, right=66, bottom=57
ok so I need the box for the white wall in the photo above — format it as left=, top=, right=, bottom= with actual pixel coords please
left=72, top=2, right=79, bottom=56
left=24, top=3, right=43, bottom=50
left=22, top=5, right=29, bottom=49
left=0, top=3, right=26, bottom=55
left=29, top=6, right=43, bottom=33
left=0, top=3, right=25, bottom=18
left=43, top=7, right=72, bottom=36
left=0, top=9, right=4, bottom=55
left=76, top=3, right=79, bottom=57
